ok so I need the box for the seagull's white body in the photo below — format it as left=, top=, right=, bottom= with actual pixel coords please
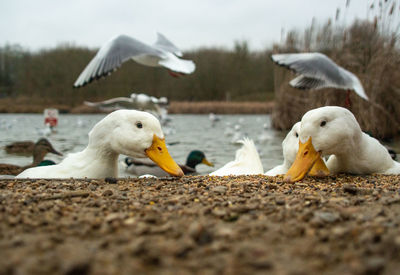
left=17, top=110, right=170, bottom=179
left=271, top=52, right=369, bottom=101
left=74, top=33, right=195, bottom=87
left=265, top=122, right=300, bottom=176
left=210, top=138, right=263, bottom=176
left=299, top=106, right=400, bottom=175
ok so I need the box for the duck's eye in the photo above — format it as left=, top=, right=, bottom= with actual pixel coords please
left=295, top=132, right=299, bottom=138
left=136, top=122, right=143, bottom=129
left=320, top=121, right=327, bottom=127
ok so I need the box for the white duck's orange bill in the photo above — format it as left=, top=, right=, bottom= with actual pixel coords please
left=284, top=137, right=326, bottom=182
left=308, top=156, right=330, bottom=177
left=145, top=135, right=184, bottom=177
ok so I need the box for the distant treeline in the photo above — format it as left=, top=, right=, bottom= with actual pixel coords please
left=0, top=41, right=275, bottom=106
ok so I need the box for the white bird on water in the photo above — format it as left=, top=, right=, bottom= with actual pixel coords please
left=284, top=106, right=400, bottom=182
left=73, top=33, right=196, bottom=87
left=271, top=52, right=369, bottom=106
left=17, top=110, right=184, bottom=179
left=210, top=138, right=264, bottom=176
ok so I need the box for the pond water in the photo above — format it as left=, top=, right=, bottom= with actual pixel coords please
left=1, top=113, right=398, bottom=176
left=0, top=113, right=287, bottom=176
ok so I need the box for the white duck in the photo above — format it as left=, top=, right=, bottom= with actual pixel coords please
left=265, top=122, right=329, bottom=177
left=16, top=110, right=184, bottom=179
left=74, top=33, right=195, bottom=87
left=265, top=122, right=300, bottom=176
left=285, top=106, right=400, bottom=182
left=209, top=138, right=263, bottom=176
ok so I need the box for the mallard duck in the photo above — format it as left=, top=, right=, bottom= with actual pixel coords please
left=265, top=122, right=329, bottom=177
left=73, top=33, right=195, bottom=87
left=210, top=138, right=263, bottom=176
left=4, top=140, right=35, bottom=155
left=271, top=52, right=368, bottom=106
left=16, top=110, right=184, bottom=179
left=125, top=150, right=213, bottom=177
left=0, top=138, right=62, bottom=175
left=284, top=106, right=400, bottom=182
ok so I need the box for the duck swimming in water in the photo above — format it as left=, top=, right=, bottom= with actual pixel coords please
left=0, top=138, right=62, bottom=175
left=125, top=150, right=213, bottom=177
left=17, top=110, right=183, bottom=179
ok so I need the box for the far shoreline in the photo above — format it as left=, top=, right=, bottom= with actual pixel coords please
left=0, top=99, right=274, bottom=114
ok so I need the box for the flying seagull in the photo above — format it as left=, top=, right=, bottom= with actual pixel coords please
left=271, top=52, right=369, bottom=106
left=84, top=93, right=167, bottom=115
left=73, top=33, right=196, bottom=88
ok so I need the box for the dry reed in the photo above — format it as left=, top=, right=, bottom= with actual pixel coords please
left=272, top=2, right=400, bottom=139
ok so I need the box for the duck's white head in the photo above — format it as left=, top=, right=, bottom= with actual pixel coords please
left=89, top=110, right=183, bottom=177
left=299, top=106, right=362, bottom=156
left=285, top=106, right=359, bottom=182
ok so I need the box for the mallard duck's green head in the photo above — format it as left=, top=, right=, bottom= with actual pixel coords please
left=186, top=150, right=213, bottom=169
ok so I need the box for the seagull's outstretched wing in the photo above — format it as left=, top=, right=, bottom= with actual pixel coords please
left=74, top=35, right=163, bottom=88
left=271, top=52, right=368, bottom=100
left=153, top=32, right=183, bottom=57
left=158, top=52, right=196, bottom=75
left=84, top=97, right=136, bottom=110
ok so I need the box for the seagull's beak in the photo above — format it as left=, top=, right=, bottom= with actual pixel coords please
left=202, top=158, right=214, bottom=167
left=145, top=135, right=184, bottom=177
left=284, top=137, right=324, bottom=182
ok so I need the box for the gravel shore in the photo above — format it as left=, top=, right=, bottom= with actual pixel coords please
left=1, top=175, right=400, bottom=274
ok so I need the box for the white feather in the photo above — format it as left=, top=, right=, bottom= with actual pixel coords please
left=210, top=138, right=263, bottom=176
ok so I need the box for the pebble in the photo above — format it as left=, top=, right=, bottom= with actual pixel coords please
left=0, top=174, right=399, bottom=274
left=212, top=186, right=227, bottom=194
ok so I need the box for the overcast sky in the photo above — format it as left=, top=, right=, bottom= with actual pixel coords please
left=1, top=0, right=378, bottom=51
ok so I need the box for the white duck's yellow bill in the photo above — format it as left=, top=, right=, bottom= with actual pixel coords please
left=202, top=158, right=214, bottom=167
left=284, top=137, right=323, bottom=182
left=145, top=135, right=184, bottom=177
left=308, top=156, right=330, bottom=177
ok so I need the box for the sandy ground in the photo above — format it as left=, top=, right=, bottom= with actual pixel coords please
left=1, top=175, right=400, bottom=275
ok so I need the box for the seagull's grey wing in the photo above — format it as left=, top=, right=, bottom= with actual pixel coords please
left=289, top=75, right=328, bottom=90
left=84, top=97, right=136, bottom=109
left=271, top=53, right=368, bottom=100
left=271, top=53, right=348, bottom=88
left=153, top=32, right=183, bottom=57
left=74, top=35, right=163, bottom=87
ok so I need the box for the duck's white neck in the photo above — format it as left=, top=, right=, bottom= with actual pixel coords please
left=282, top=159, right=293, bottom=171
left=74, top=126, right=119, bottom=178
left=82, top=144, right=119, bottom=177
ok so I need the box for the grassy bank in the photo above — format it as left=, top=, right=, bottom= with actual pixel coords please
left=0, top=97, right=274, bottom=114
